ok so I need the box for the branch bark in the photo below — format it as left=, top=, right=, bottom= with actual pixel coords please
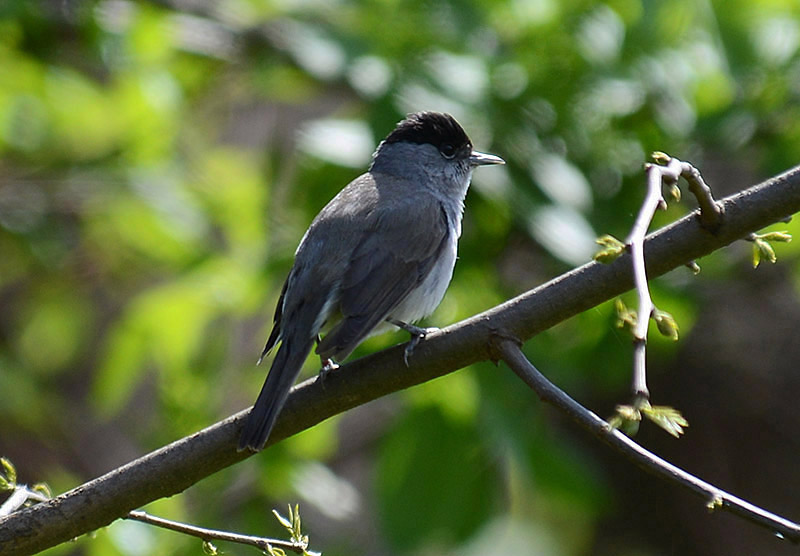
left=2, top=165, right=800, bottom=555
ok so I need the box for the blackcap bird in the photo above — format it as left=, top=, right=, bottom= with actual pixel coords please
left=239, top=111, right=504, bottom=452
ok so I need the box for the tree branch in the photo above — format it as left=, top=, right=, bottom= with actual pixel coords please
left=493, top=337, right=800, bottom=542
left=126, top=511, right=311, bottom=554
left=2, top=166, right=800, bottom=554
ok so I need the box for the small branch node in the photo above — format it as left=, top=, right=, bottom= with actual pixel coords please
left=487, top=328, right=522, bottom=364
left=678, top=161, right=724, bottom=231
left=685, top=260, right=701, bottom=274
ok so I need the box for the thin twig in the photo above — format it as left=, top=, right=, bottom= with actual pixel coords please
left=126, top=510, right=309, bottom=554
left=625, top=160, right=678, bottom=397
left=625, top=154, right=713, bottom=402
left=495, top=336, right=800, bottom=543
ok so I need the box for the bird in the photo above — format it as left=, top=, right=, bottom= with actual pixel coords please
left=238, top=111, right=504, bottom=452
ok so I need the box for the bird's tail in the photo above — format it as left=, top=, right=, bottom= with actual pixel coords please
left=238, top=337, right=314, bottom=452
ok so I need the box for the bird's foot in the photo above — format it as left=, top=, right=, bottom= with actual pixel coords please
left=387, top=318, right=439, bottom=366
left=316, top=358, right=340, bottom=388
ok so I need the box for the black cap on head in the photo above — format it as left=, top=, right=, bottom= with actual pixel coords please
left=384, top=112, right=471, bottom=155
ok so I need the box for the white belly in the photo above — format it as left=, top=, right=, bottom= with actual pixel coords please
left=389, top=231, right=458, bottom=324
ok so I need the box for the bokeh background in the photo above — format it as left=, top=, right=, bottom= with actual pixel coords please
left=2, top=1, right=800, bottom=554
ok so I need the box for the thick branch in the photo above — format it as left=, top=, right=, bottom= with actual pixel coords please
left=2, top=166, right=800, bottom=554
left=495, top=338, right=800, bottom=542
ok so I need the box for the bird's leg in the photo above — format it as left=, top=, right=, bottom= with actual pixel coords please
left=315, top=334, right=339, bottom=386
left=316, top=358, right=340, bottom=389
left=387, top=318, right=439, bottom=366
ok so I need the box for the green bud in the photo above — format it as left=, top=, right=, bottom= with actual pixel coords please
left=752, top=238, right=776, bottom=268
left=668, top=183, right=681, bottom=202
left=653, top=309, right=679, bottom=341
left=608, top=405, right=642, bottom=436
left=32, top=482, right=52, bottom=498
left=651, top=151, right=672, bottom=165
left=1, top=457, right=16, bottom=487
left=616, top=404, right=642, bottom=422
left=609, top=404, right=642, bottom=435
left=706, top=495, right=724, bottom=511
left=593, top=234, right=626, bottom=263
left=614, top=299, right=637, bottom=332
left=760, top=231, right=792, bottom=243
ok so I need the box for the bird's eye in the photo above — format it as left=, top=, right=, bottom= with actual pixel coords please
left=440, top=143, right=456, bottom=159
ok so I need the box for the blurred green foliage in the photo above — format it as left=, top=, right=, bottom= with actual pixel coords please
left=2, top=0, right=800, bottom=555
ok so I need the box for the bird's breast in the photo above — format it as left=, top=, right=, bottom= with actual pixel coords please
left=389, top=230, right=458, bottom=324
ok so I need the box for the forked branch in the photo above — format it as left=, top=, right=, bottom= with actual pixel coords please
left=495, top=336, right=800, bottom=543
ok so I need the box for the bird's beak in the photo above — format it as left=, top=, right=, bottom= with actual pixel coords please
left=470, top=150, right=505, bottom=166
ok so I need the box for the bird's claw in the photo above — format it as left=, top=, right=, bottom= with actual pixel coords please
left=386, top=318, right=438, bottom=366
left=402, top=326, right=438, bottom=367
left=403, top=336, right=421, bottom=366
left=317, top=358, right=340, bottom=388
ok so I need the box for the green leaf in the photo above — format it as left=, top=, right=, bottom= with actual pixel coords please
left=610, top=400, right=687, bottom=437
left=272, top=508, right=293, bottom=530
left=641, top=403, right=689, bottom=438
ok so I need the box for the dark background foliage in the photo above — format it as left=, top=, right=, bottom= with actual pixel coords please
left=1, top=0, right=799, bottom=554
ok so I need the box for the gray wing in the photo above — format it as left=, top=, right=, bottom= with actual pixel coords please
left=316, top=192, right=450, bottom=361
